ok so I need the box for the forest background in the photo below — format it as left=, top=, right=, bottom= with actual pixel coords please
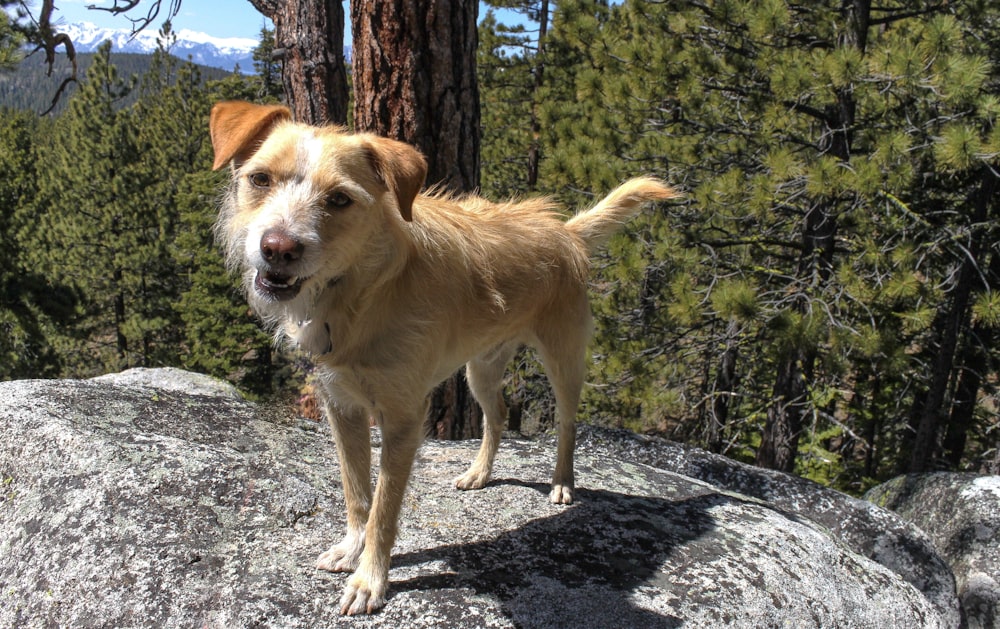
left=0, top=0, right=998, bottom=495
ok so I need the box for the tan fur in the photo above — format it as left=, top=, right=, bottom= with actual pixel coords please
left=209, top=100, right=680, bottom=615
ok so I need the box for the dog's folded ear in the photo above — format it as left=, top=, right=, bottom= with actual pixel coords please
left=210, top=101, right=292, bottom=171
left=364, top=137, right=428, bottom=222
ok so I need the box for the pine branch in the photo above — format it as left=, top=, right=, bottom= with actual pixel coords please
left=867, top=2, right=951, bottom=27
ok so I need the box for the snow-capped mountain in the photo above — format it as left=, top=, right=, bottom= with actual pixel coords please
left=59, top=22, right=258, bottom=72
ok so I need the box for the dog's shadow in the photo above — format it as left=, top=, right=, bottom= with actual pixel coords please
left=390, top=481, right=725, bottom=628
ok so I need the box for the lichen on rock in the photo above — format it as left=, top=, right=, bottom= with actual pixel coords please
left=0, top=370, right=965, bottom=627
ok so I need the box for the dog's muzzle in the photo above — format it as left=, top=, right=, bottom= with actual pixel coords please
left=255, top=228, right=307, bottom=301
left=255, top=271, right=305, bottom=301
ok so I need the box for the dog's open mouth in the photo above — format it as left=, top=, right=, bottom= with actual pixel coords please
left=255, top=271, right=306, bottom=301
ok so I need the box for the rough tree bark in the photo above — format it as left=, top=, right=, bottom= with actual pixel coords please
left=248, top=0, right=349, bottom=126
left=351, top=0, right=482, bottom=439
left=351, top=0, right=481, bottom=191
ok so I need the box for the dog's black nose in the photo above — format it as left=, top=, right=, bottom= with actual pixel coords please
left=260, top=229, right=304, bottom=265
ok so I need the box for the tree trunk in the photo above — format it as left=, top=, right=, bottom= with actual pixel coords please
left=706, top=318, right=739, bottom=453
left=114, top=266, right=128, bottom=368
left=757, top=207, right=837, bottom=471
left=351, top=0, right=482, bottom=439
left=943, top=328, right=986, bottom=468
left=248, top=0, right=349, bottom=126
left=757, top=348, right=811, bottom=472
left=351, top=0, right=480, bottom=191
left=429, top=373, right=483, bottom=440
left=908, top=165, right=998, bottom=472
left=860, top=373, right=881, bottom=479
left=757, top=0, right=868, bottom=472
left=943, top=251, right=1000, bottom=468
left=908, top=275, right=972, bottom=473
left=526, top=0, right=549, bottom=190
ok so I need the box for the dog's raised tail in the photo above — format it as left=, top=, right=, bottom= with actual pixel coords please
left=565, top=177, right=680, bottom=254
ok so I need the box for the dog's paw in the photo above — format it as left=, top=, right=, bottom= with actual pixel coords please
left=549, top=483, right=574, bottom=505
left=339, top=573, right=387, bottom=615
left=454, top=467, right=491, bottom=491
left=316, top=537, right=363, bottom=573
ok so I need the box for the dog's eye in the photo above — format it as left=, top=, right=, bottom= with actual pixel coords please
left=248, top=172, right=271, bottom=189
left=327, top=192, right=352, bottom=209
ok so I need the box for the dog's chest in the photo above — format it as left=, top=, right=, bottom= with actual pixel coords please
left=284, top=310, right=408, bottom=369
left=289, top=319, right=333, bottom=356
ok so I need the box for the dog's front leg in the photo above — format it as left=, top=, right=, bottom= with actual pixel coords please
left=340, top=410, right=423, bottom=615
left=317, top=404, right=372, bottom=573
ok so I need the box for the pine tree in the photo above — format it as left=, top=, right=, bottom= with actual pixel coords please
left=480, top=1, right=552, bottom=193
left=133, top=44, right=282, bottom=394
left=172, top=169, right=279, bottom=395
left=252, top=25, right=283, bottom=101
left=478, top=9, right=535, bottom=198
left=30, top=42, right=151, bottom=374
left=507, top=0, right=1000, bottom=486
left=0, top=5, right=23, bottom=70
left=0, top=110, right=68, bottom=379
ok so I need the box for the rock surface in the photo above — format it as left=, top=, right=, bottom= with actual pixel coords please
left=567, top=428, right=961, bottom=622
left=867, top=473, right=1000, bottom=629
left=0, top=371, right=962, bottom=628
left=91, top=366, right=243, bottom=399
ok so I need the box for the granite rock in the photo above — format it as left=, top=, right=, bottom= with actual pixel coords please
left=569, top=427, right=961, bottom=624
left=867, top=473, right=1000, bottom=629
left=0, top=372, right=962, bottom=628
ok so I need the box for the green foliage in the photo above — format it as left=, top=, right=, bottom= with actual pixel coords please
left=1, top=1, right=998, bottom=491
left=0, top=109, right=66, bottom=378
left=1, top=36, right=286, bottom=397
left=972, top=291, right=1000, bottom=329
left=481, top=0, right=1000, bottom=489
left=710, top=280, right=760, bottom=322
left=252, top=26, right=283, bottom=101
left=172, top=169, right=278, bottom=395
left=478, top=10, right=533, bottom=197
left=0, top=6, right=23, bottom=70
left=28, top=43, right=145, bottom=373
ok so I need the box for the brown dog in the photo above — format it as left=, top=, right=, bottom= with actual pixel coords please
left=209, top=100, right=678, bottom=615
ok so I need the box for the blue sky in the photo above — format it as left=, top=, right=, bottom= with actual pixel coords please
left=52, top=0, right=277, bottom=40
left=48, top=1, right=524, bottom=42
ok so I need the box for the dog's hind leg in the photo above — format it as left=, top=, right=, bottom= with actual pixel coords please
left=317, top=403, right=372, bottom=573
left=534, top=301, right=591, bottom=505
left=455, top=342, right=518, bottom=491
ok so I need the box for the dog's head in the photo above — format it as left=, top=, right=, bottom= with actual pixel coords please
left=209, top=100, right=427, bottom=318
